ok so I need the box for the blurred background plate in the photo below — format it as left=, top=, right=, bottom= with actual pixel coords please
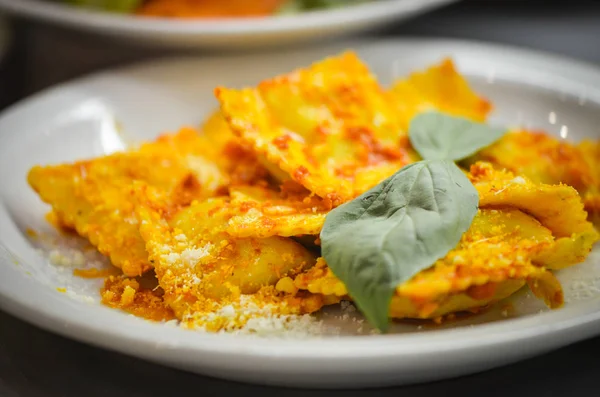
left=0, top=0, right=456, bottom=50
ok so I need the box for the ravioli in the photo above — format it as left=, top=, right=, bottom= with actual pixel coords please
left=132, top=182, right=331, bottom=330
left=578, top=140, right=600, bottom=225
left=28, top=129, right=210, bottom=276
left=389, top=58, right=492, bottom=129
left=469, top=162, right=599, bottom=269
left=280, top=207, right=563, bottom=320
left=226, top=184, right=330, bottom=238
left=27, top=126, right=265, bottom=276
left=216, top=51, right=417, bottom=206
left=469, top=130, right=600, bottom=226
left=279, top=162, right=598, bottom=320
left=198, top=110, right=270, bottom=186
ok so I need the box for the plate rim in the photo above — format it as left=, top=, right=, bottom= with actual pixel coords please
left=0, top=37, right=599, bottom=384
left=0, top=0, right=456, bottom=37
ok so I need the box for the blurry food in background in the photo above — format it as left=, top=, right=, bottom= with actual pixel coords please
left=138, top=0, right=286, bottom=17
left=63, top=0, right=372, bottom=18
left=66, top=0, right=143, bottom=13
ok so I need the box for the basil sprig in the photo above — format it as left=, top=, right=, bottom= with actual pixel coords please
left=409, top=111, right=506, bottom=161
left=320, top=111, right=506, bottom=332
left=321, top=160, right=478, bottom=331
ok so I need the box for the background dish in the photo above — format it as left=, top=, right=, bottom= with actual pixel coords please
left=0, top=38, right=599, bottom=388
left=0, top=0, right=456, bottom=49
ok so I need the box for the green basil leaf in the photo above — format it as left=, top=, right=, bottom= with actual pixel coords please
left=409, top=111, right=506, bottom=161
left=320, top=160, right=478, bottom=332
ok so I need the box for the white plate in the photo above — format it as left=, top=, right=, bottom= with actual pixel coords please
left=0, top=0, right=456, bottom=49
left=0, top=38, right=600, bottom=389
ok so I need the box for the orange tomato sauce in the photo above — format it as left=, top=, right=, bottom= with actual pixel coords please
left=101, top=273, right=175, bottom=322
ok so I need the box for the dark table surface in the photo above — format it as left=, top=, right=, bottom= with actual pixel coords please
left=2, top=1, right=600, bottom=396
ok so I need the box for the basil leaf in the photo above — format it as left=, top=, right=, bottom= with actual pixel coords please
left=320, top=160, right=478, bottom=331
left=409, top=111, right=506, bottom=161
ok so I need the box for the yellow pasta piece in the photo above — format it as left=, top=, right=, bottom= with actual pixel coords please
left=282, top=162, right=598, bottom=319
left=283, top=208, right=562, bottom=320
left=469, top=162, right=599, bottom=269
left=132, top=182, right=328, bottom=330
left=226, top=184, right=329, bottom=238
left=469, top=130, right=600, bottom=226
left=28, top=117, right=270, bottom=277
left=471, top=130, right=599, bottom=190
left=28, top=128, right=226, bottom=276
left=199, top=110, right=270, bottom=187
left=389, top=58, right=492, bottom=129
left=578, top=139, right=600, bottom=227
left=216, top=51, right=417, bottom=206
left=199, top=109, right=235, bottom=149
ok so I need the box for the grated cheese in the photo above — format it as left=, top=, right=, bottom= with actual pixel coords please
left=180, top=244, right=213, bottom=267
left=29, top=228, right=343, bottom=337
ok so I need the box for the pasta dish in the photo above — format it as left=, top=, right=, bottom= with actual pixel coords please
left=27, top=52, right=600, bottom=334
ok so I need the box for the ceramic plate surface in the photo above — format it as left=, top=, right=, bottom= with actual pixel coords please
left=0, top=39, right=599, bottom=389
left=0, top=0, right=455, bottom=49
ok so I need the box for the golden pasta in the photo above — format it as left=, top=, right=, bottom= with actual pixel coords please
left=216, top=51, right=418, bottom=206
left=27, top=50, right=600, bottom=333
